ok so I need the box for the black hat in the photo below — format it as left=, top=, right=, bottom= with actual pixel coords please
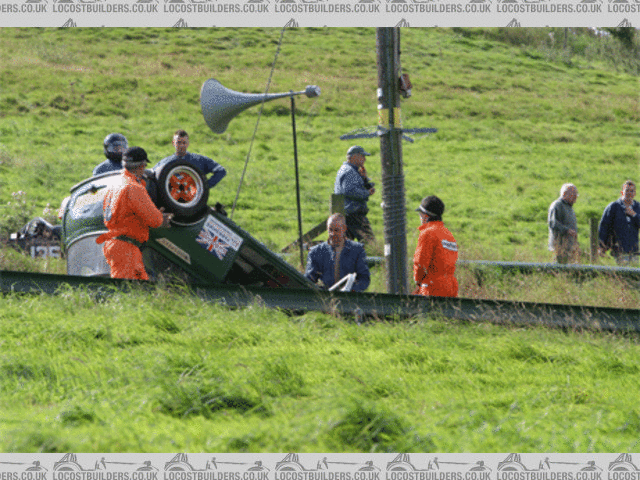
left=347, top=145, right=371, bottom=157
left=122, top=146, right=149, bottom=168
left=416, top=195, right=445, bottom=217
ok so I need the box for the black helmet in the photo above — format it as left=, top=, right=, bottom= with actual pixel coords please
left=103, top=133, right=128, bottom=162
left=416, top=195, right=445, bottom=219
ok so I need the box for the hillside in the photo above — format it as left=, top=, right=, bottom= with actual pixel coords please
left=0, top=27, right=638, bottom=264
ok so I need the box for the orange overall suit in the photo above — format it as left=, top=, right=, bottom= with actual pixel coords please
left=96, top=169, right=163, bottom=280
left=413, top=221, right=459, bottom=297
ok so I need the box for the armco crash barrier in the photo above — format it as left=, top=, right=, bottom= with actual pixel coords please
left=0, top=269, right=639, bottom=333
left=456, top=260, right=640, bottom=281
left=51, top=170, right=640, bottom=331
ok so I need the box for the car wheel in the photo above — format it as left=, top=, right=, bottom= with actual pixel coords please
left=156, top=160, right=209, bottom=219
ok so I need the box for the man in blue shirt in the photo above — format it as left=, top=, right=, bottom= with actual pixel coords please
left=93, top=133, right=128, bottom=176
left=334, top=145, right=376, bottom=244
left=153, top=129, right=226, bottom=189
left=598, top=180, right=640, bottom=265
left=304, top=213, right=370, bottom=292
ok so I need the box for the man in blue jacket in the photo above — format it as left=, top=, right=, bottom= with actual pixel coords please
left=334, top=145, right=376, bottom=244
left=598, top=180, right=640, bottom=265
left=153, top=129, right=226, bottom=189
left=304, top=213, right=370, bottom=292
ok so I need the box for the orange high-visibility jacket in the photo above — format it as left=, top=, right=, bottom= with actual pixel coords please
left=413, top=221, right=459, bottom=297
left=96, top=169, right=163, bottom=245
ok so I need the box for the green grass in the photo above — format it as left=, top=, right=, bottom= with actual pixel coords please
left=2, top=286, right=640, bottom=452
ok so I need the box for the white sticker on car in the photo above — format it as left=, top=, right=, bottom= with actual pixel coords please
left=196, top=215, right=244, bottom=260
left=156, top=238, right=191, bottom=265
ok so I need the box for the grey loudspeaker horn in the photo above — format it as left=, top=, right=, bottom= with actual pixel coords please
left=200, top=79, right=321, bottom=134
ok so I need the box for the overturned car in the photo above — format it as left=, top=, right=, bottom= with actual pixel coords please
left=61, top=78, right=329, bottom=290
left=61, top=159, right=317, bottom=289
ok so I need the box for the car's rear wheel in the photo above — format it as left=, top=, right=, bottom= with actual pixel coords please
left=155, top=160, right=209, bottom=219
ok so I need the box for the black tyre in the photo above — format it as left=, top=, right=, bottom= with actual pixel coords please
left=143, top=169, right=159, bottom=206
left=155, top=160, right=209, bottom=219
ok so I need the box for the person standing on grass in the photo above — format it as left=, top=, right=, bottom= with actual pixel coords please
left=548, top=183, right=579, bottom=264
left=96, top=147, right=173, bottom=280
left=304, top=213, right=370, bottom=292
left=412, top=195, right=459, bottom=298
left=598, top=180, right=640, bottom=265
left=334, top=145, right=376, bottom=245
left=153, top=129, right=226, bottom=190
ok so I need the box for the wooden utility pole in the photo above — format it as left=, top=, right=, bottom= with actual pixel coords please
left=377, top=28, right=408, bottom=295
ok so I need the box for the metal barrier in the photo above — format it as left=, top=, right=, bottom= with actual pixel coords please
left=457, top=260, right=640, bottom=280
left=1, top=269, right=638, bottom=333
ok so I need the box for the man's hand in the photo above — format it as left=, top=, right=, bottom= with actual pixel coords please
left=625, top=205, right=636, bottom=217
left=567, top=229, right=577, bottom=237
left=161, top=213, right=173, bottom=228
left=369, top=187, right=375, bottom=195
left=159, top=207, right=173, bottom=228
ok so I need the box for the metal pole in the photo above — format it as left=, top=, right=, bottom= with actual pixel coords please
left=590, top=217, right=598, bottom=264
left=376, top=27, right=408, bottom=295
left=290, top=94, right=305, bottom=268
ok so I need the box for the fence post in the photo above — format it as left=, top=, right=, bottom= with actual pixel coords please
left=331, top=194, right=345, bottom=215
left=589, top=217, right=598, bottom=264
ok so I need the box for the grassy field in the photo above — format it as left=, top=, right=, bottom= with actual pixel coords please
left=0, top=28, right=639, bottom=452
left=2, top=286, right=640, bottom=452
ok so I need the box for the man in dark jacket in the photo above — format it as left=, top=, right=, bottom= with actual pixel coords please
left=334, top=145, right=375, bottom=244
left=598, top=180, right=640, bottom=265
left=304, top=213, right=370, bottom=292
left=153, top=129, right=226, bottom=189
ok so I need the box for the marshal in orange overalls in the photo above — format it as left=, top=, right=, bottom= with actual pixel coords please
left=96, top=169, right=163, bottom=280
left=413, top=221, right=459, bottom=297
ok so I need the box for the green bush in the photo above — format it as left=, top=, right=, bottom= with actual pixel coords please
left=0, top=191, right=33, bottom=238
left=604, top=27, right=636, bottom=49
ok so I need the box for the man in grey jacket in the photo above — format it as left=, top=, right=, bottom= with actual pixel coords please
left=548, top=183, right=579, bottom=264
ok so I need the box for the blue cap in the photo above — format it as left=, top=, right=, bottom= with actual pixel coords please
left=347, top=145, right=371, bottom=157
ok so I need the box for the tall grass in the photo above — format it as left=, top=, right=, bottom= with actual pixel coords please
left=457, top=27, right=640, bottom=75
left=1, top=285, right=640, bottom=452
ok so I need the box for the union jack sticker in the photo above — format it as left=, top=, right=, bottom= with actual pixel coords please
left=196, top=215, right=243, bottom=260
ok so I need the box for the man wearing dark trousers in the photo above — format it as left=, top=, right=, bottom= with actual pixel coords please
left=334, top=145, right=375, bottom=244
